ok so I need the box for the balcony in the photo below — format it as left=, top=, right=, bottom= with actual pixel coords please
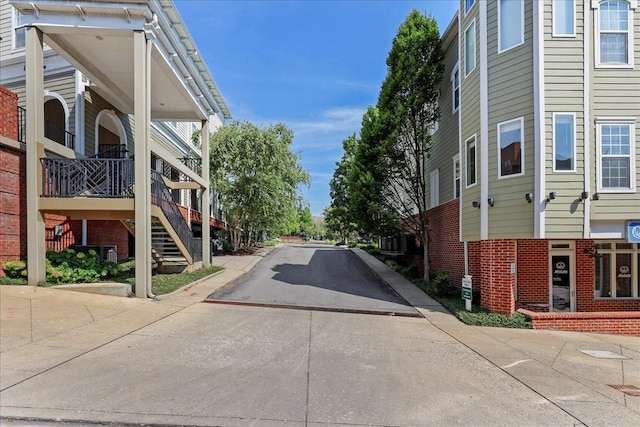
left=16, top=106, right=76, bottom=150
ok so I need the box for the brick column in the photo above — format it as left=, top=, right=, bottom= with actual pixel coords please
left=479, top=239, right=517, bottom=315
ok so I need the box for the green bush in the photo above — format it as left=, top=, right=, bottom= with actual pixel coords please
left=221, top=239, right=233, bottom=252
left=2, top=260, right=27, bottom=278
left=0, top=276, right=27, bottom=285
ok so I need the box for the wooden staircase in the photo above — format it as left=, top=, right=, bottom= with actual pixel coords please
left=121, top=219, right=190, bottom=273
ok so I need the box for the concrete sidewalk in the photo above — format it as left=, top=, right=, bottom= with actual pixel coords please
left=0, top=249, right=271, bottom=390
left=1, top=245, right=638, bottom=426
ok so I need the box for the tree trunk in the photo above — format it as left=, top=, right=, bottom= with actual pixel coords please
left=422, top=227, right=430, bottom=282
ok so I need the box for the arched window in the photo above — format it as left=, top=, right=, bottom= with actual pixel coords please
left=43, top=91, right=71, bottom=148
left=595, top=0, right=635, bottom=67
left=94, top=109, right=127, bottom=158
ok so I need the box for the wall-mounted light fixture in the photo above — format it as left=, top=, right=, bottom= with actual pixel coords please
left=472, top=200, right=480, bottom=208
left=525, top=193, right=533, bottom=203
left=592, top=192, right=600, bottom=201
left=579, top=191, right=589, bottom=201
left=546, top=191, right=556, bottom=203
left=583, top=246, right=602, bottom=258
left=487, top=197, right=494, bottom=207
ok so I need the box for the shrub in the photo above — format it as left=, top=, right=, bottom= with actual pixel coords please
left=2, top=260, right=27, bottom=278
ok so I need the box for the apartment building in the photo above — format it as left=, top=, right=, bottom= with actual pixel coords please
left=424, top=0, right=639, bottom=334
left=0, top=0, right=231, bottom=297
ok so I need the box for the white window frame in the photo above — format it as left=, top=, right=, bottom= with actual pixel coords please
left=594, top=242, right=639, bottom=299
left=497, top=117, right=525, bottom=179
left=453, top=154, right=461, bottom=199
left=464, top=19, right=476, bottom=77
left=596, top=118, right=636, bottom=193
left=552, top=113, right=576, bottom=173
left=465, top=0, right=477, bottom=16
left=553, top=0, right=577, bottom=37
left=465, top=135, right=477, bottom=188
left=498, top=0, right=525, bottom=53
left=593, top=0, right=636, bottom=68
left=451, top=63, right=460, bottom=114
left=12, top=8, right=26, bottom=51
left=430, top=169, right=440, bottom=208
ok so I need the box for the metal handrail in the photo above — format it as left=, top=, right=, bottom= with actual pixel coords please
left=45, top=120, right=75, bottom=150
left=94, top=144, right=129, bottom=159
left=151, top=169, right=194, bottom=259
left=17, top=106, right=26, bottom=143
left=41, top=158, right=134, bottom=198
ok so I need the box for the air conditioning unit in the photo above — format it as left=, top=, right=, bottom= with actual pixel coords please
left=71, top=245, right=117, bottom=262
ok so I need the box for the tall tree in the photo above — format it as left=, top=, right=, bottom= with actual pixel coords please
left=348, top=107, right=400, bottom=239
left=378, top=9, right=444, bottom=279
left=326, top=134, right=358, bottom=242
left=209, top=121, right=310, bottom=250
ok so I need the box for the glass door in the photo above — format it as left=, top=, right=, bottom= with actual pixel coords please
left=550, top=252, right=575, bottom=312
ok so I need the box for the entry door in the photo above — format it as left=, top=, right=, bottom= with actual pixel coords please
left=549, top=252, right=575, bottom=312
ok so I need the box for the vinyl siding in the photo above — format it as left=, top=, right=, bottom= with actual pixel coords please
left=6, top=70, right=77, bottom=146
left=590, top=1, right=640, bottom=220
left=460, top=3, right=481, bottom=242
left=0, top=1, right=15, bottom=59
left=84, top=88, right=133, bottom=157
left=544, top=0, right=587, bottom=237
left=425, top=24, right=459, bottom=210
left=486, top=0, right=535, bottom=239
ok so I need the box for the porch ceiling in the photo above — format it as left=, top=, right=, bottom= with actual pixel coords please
left=11, top=0, right=214, bottom=121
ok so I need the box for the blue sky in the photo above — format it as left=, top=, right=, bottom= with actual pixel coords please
left=175, top=0, right=459, bottom=216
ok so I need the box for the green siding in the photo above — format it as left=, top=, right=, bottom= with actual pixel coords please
left=590, top=1, right=640, bottom=223
left=543, top=0, right=586, bottom=238
left=485, top=0, right=535, bottom=239
left=425, top=21, right=459, bottom=210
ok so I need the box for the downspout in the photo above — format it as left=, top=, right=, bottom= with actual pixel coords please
left=583, top=2, right=591, bottom=239
left=76, top=70, right=89, bottom=246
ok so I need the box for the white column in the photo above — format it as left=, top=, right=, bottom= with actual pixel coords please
left=25, top=26, right=46, bottom=285
left=201, top=119, right=211, bottom=267
left=134, top=30, right=152, bottom=298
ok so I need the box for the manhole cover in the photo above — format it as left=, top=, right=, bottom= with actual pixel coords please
left=580, top=350, right=627, bottom=359
left=609, top=385, right=640, bottom=396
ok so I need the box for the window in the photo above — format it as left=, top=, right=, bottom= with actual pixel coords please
left=465, top=135, right=477, bottom=187
left=430, top=169, right=439, bottom=208
left=596, top=0, right=633, bottom=66
left=553, top=0, right=576, bottom=36
left=597, top=119, right=635, bottom=191
left=465, top=0, right=476, bottom=15
left=453, top=154, right=461, bottom=198
left=499, top=0, right=524, bottom=52
left=451, top=65, right=460, bottom=113
left=553, top=113, right=575, bottom=172
left=594, top=242, right=639, bottom=298
left=464, top=20, right=476, bottom=76
left=498, top=118, right=524, bottom=178
left=13, top=9, right=25, bottom=50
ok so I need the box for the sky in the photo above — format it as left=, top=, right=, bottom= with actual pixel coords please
left=175, top=0, right=460, bottom=216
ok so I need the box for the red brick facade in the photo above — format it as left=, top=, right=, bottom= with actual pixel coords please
left=520, top=309, right=640, bottom=336
left=427, top=199, right=465, bottom=287
left=1, top=87, right=19, bottom=140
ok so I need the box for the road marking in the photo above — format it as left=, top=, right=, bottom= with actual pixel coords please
left=501, top=359, right=533, bottom=369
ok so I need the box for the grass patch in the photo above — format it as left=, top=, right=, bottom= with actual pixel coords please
left=121, top=265, right=224, bottom=296
left=263, top=240, right=278, bottom=247
left=383, top=262, right=531, bottom=329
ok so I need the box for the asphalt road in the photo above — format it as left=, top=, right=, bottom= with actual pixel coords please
left=207, top=245, right=419, bottom=316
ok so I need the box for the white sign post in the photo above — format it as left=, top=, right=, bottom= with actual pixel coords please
left=462, top=275, right=472, bottom=311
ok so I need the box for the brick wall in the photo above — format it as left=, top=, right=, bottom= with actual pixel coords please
left=479, top=239, right=517, bottom=315
left=516, top=239, right=549, bottom=309
left=519, top=309, right=640, bottom=336
left=427, top=199, right=465, bottom=287
left=0, top=145, right=27, bottom=273
left=86, top=220, right=129, bottom=260
left=1, top=86, right=18, bottom=140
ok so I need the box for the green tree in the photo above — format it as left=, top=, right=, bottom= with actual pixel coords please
left=326, top=134, right=358, bottom=242
left=377, top=9, right=445, bottom=279
left=209, top=121, right=310, bottom=250
left=298, top=205, right=314, bottom=235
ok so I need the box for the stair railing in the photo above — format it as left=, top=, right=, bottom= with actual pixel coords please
left=150, top=170, right=194, bottom=259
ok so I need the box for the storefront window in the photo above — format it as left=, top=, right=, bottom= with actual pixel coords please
left=594, top=242, right=639, bottom=298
